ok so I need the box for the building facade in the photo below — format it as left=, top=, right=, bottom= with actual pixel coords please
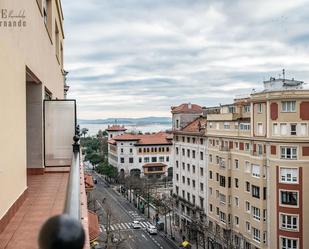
left=107, top=131, right=173, bottom=179
left=172, top=78, right=309, bottom=249
left=0, top=0, right=65, bottom=222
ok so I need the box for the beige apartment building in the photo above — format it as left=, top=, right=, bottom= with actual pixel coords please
left=172, top=78, right=309, bottom=249
left=0, top=1, right=96, bottom=248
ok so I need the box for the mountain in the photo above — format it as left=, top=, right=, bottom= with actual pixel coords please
left=77, top=116, right=172, bottom=125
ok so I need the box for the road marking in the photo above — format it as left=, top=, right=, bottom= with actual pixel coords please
left=141, top=233, right=148, bottom=241
left=110, top=225, right=115, bottom=231
left=146, top=221, right=152, bottom=226
left=125, top=223, right=131, bottom=229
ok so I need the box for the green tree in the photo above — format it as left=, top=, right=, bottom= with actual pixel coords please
left=81, top=128, right=89, bottom=137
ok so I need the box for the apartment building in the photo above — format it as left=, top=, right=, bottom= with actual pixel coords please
left=172, top=112, right=208, bottom=237
left=172, top=78, right=309, bottom=249
left=0, top=1, right=96, bottom=248
left=107, top=130, right=173, bottom=179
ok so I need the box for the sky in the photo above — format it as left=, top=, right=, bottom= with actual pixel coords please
left=62, top=0, right=309, bottom=119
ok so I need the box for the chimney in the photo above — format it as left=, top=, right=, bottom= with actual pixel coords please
left=188, top=102, right=192, bottom=109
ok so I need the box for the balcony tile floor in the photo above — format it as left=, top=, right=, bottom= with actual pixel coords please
left=0, top=173, right=68, bottom=249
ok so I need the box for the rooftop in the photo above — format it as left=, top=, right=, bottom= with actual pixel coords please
left=180, top=117, right=207, bottom=134
left=108, top=132, right=173, bottom=146
left=106, top=125, right=127, bottom=131
left=171, top=103, right=203, bottom=114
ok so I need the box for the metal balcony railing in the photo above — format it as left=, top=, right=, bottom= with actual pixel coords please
left=38, top=126, right=85, bottom=249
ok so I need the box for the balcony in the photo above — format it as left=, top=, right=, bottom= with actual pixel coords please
left=0, top=101, right=98, bottom=249
left=207, top=112, right=241, bottom=121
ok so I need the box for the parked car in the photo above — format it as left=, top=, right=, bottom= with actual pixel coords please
left=146, top=224, right=157, bottom=235
left=131, top=220, right=141, bottom=229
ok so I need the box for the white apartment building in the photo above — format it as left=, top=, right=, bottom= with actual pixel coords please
left=107, top=130, right=173, bottom=179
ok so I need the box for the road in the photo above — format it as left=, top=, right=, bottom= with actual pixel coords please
left=90, top=171, right=178, bottom=249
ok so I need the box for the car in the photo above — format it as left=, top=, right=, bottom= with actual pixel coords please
left=131, top=220, right=142, bottom=229
left=146, top=224, right=157, bottom=235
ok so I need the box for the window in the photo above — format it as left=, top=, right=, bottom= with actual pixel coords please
left=252, top=164, right=260, bottom=177
left=240, top=123, right=250, bottom=131
left=182, top=190, right=185, bottom=198
left=244, top=105, right=250, bottom=112
left=200, top=183, right=204, bottom=191
left=120, top=157, right=124, bottom=163
left=290, top=124, right=297, bottom=135
left=235, top=142, right=239, bottom=149
left=182, top=163, right=185, bottom=170
left=139, top=148, right=142, bottom=153
left=187, top=149, right=190, bottom=157
left=281, top=237, right=298, bottom=249
left=187, top=164, right=190, bottom=172
left=166, top=156, right=169, bottom=162
left=273, top=123, right=279, bottom=135
left=209, top=187, right=212, bottom=195
left=300, top=123, right=307, bottom=136
left=281, top=191, right=298, bottom=206
left=234, top=197, right=239, bottom=207
left=257, top=123, right=263, bottom=135
left=209, top=154, right=213, bottom=163
left=176, top=120, right=179, bottom=128
left=129, top=157, right=133, bottom=163
left=245, top=161, right=251, bottom=173
left=263, top=232, right=267, bottom=244
left=280, top=168, right=298, bottom=183
left=176, top=147, right=179, bottom=154
left=121, top=148, right=124, bottom=153
left=187, top=137, right=190, bottom=143
left=192, top=138, right=196, bottom=143
left=234, top=159, right=239, bottom=169
left=220, top=211, right=226, bottom=223
left=245, top=201, right=250, bottom=213
left=192, top=165, right=196, bottom=173
left=151, top=157, right=157, bottom=162
left=209, top=204, right=213, bottom=212
left=281, top=123, right=288, bottom=135
left=139, top=157, right=142, bottom=163
left=187, top=193, right=190, bottom=202
left=192, top=150, right=196, bottom=158
left=245, top=181, right=250, bottom=192
left=209, top=170, right=213, bottom=179
left=228, top=106, right=235, bottom=113
left=257, top=103, right=263, bottom=113
left=235, top=178, right=239, bottom=188
left=219, top=193, right=226, bottom=204
left=252, top=185, right=260, bottom=198
left=176, top=160, right=179, bottom=168
left=200, top=138, right=204, bottom=144
left=182, top=176, right=185, bottom=183
left=224, top=122, right=230, bottom=129
left=192, top=195, right=195, bottom=205
left=252, top=227, right=260, bottom=242
left=245, top=143, right=250, bottom=151
left=200, top=151, right=204, bottom=160
left=281, top=147, right=297, bottom=159
left=182, top=148, right=185, bottom=156
left=216, top=173, right=219, bottom=181
left=200, top=167, right=204, bottom=176
left=192, top=180, right=196, bottom=188
left=187, top=178, right=190, bottom=186
left=280, top=214, right=298, bottom=230
left=159, top=156, right=164, bottom=162
left=144, top=157, right=150, bottom=163
left=219, top=176, right=226, bottom=187
left=246, top=221, right=251, bottom=233
left=257, top=144, right=263, bottom=155
left=282, top=101, right=296, bottom=112
left=176, top=174, right=179, bottom=181
left=263, top=209, right=267, bottom=221
left=252, top=206, right=260, bottom=220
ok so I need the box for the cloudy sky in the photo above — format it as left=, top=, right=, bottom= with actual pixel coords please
left=62, top=0, right=309, bottom=119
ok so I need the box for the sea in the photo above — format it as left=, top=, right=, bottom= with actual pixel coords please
left=79, top=123, right=172, bottom=136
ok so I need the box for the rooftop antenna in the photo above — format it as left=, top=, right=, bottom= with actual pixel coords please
left=282, top=69, right=285, bottom=80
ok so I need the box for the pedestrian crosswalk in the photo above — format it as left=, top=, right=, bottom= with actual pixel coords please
left=100, top=221, right=153, bottom=232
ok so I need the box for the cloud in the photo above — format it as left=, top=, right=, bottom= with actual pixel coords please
left=62, top=0, right=309, bottom=119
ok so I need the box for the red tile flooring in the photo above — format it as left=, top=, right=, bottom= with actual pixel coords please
left=0, top=173, right=69, bottom=249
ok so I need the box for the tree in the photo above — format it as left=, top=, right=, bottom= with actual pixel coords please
left=81, top=128, right=89, bottom=137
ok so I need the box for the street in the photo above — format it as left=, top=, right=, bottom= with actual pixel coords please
left=91, top=171, right=178, bottom=249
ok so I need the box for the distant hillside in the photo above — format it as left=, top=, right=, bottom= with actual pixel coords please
left=78, top=116, right=172, bottom=125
